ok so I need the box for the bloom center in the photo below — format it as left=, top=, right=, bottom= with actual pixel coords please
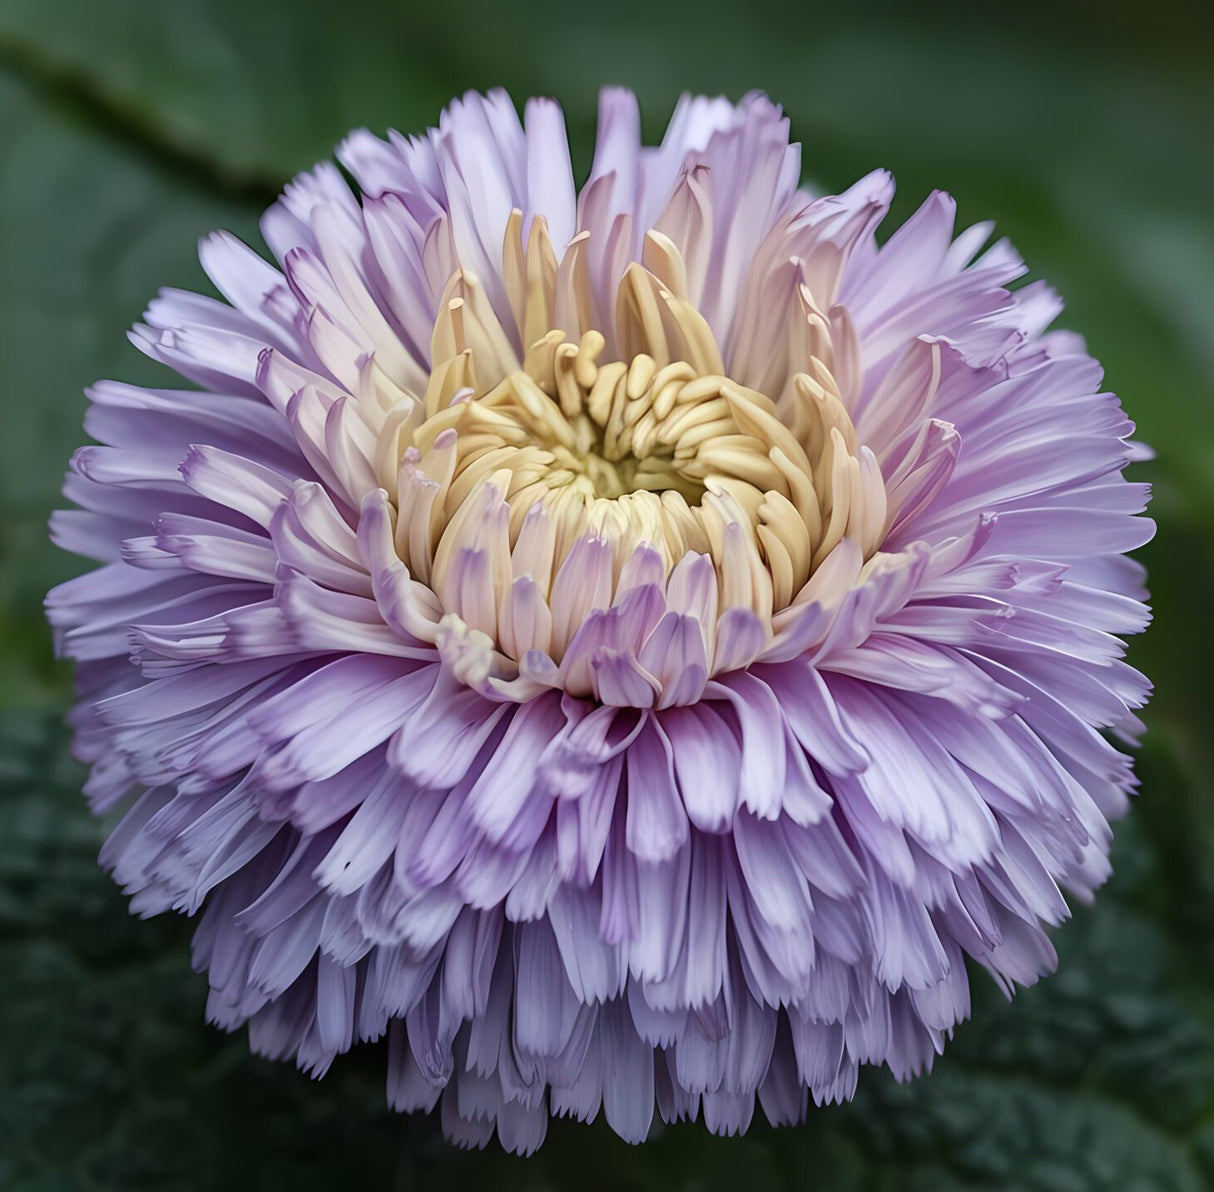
left=381, top=210, right=889, bottom=665
left=462, top=338, right=713, bottom=506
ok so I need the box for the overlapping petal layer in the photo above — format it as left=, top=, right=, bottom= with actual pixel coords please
left=49, top=88, right=1152, bottom=1152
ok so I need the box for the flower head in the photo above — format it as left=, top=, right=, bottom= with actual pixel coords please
left=48, top=88, right=1153, bottom=1152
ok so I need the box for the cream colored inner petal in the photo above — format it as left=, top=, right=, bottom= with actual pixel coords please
left=383, top=207, right=887, bottom=660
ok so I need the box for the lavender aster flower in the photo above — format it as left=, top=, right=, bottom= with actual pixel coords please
left=48, top=89, right=1153, bottom=1153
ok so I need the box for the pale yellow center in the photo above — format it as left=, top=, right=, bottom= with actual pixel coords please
left=374, top=209, right=888, bottom=654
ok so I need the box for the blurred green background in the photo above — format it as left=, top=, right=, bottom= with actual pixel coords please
left=1, top=0, right=1213, bottom=1187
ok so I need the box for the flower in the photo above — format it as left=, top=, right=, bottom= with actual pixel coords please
left=47, top=88, right=1153, bottom=1153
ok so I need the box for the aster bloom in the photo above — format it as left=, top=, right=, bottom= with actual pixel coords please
left=48, top=88, right=1153, bottom=1152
